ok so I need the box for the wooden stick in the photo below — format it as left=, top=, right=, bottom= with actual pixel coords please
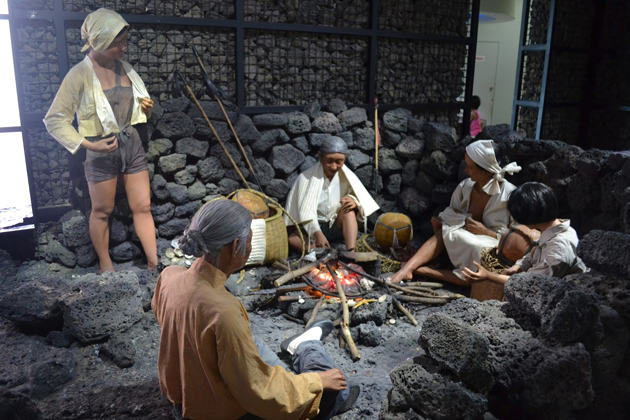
left=374, top=98, right=379, bottom=170
left=396, top=295, right=456, bottom=305
left=305, top=295, right=325, bottom=328
left=327, top=262, right=360, bottom=362
left=277, top=295, right=316, bottom=303
left=274, top=261, right=318, bottom=287
left=272, top=260, right=290, bottom=272
left=403, top=281, right=443, bottom=289
left=281, top=313, right=305, bottom=324
left=391, top=295, right=418, bottom=326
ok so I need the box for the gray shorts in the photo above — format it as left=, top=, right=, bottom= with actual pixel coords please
left=84, top=127, right=148, bottom=183
left=289, top=221, right=345, bottom=244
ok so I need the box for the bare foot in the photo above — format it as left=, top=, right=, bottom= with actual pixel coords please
left=99, top=264, right=115, bottom=274
left=390, top=268, right=413, bottom=284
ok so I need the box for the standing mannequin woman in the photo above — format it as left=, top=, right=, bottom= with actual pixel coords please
left=45, top=9, right=157, bottom=272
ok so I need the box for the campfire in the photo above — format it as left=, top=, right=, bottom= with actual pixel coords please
left=303, top=260, right=364, bottom=299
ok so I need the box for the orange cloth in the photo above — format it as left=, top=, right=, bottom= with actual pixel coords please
left=151, top=258, right=323, bottom=420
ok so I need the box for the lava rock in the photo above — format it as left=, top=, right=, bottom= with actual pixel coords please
left=252, top=113, right=288, bottom=127
left=268, top=144, right=305, bottom=175
left=577, top=230, right=630, bottom=277
left=300, top=156, right=318, bottom=172
left=358, top=321, right=382, bottom=347
left=174, top=165, right=198, bottom=185
left=189, top=101, right=237, bottom=123
left=59, top=271, right=144, bottom=343
left=75, top=244, right=96, bottom=268
left=386, top=174, right=402, bottom=195
left=253, top=128, right=290, bottom=154
left=337, top=131, right=354, bottom=148
left=60, top=210, right=90, bottom=247
left=398, top=188, right=432, bottom=217
left=308, top=133, right=333, bottom=148
left=265, top=179, right=291, bottom=201
left=351, top=297, right=388, bottom=326
left=110, top=242, right=142, bottom=263
left=151, top=202, right=175, bottom=224
left=175, top=137, right=209, bottom=158
left=174, top=200, right=202, bottom=218
left=420, top=150, right=458, bottom=180
left=109, top=218, right=128, bottom=244
left=158, top=153, right=187, bottom=174
left=234, top=115, right=261, bottom=144
left=197, top=156, right=225, bottom=184
left=150, top=174, right=170, bottom=200
left=155, top=112, right=195, bottom=139
left=378, top=148, right=403, bottom=174
left=188, top=180, right=207, bottom=201
left=219, top=178, right=240, bottom=195
left=419, top=312, right=494, bottom=393
left=46, top=330, right=73, bottom=348
left=327, top=98, right=348, bottom=115
left=210, top=143, right=242, bottom=167
left=338, top=107, right=367, bottom=128
left=286, top=111, right=311, bottom=134
left=353, top=127, right=376, bottom=151
left=28, top=349, right=77, bottom=398
left=395, top=138, right=425, bottom=159
left=99, top=334, right=136, bottom=368
left=312, top=112, right=342, bottom=134
left=157, top=218, right=189, bottom=238
left=387, top=359, right=488, bottom=420
left=160, top=96, right=189, bottom=113
left=0, top=277, right=68, bottom=330
left=407, top=118, right=425, bottom=134
left=291, top=136, right=311, bottom=154
left=0, top=387, right=43, bottom=420
left=253, top=158, right=276, bottom=186
left=166, top=182, right=189, bottom=204
left=355, top=166, right=383, bottom=192
left=424, top=122, right=458, bottom=152
left=383, top=108, right=410, bottom=133
left=345, top=149, right=371, bottom=170
left=414, top=171, right=437, bottom=195
left=432, top=183, right=457, bottom=206
left=304, top=101, right=322, bottom=120
left=401, top=160, right=419, bottom=186
left=44, top=239, right=76, bottom=268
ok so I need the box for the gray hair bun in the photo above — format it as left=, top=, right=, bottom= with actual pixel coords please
left=178, top=229, right=206, bottom=257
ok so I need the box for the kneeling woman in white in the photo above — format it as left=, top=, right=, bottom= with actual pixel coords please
left=390, top=140, right=521, bottom=285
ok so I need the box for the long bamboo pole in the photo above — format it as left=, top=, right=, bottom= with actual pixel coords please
left=176, top=71, right=249, bottom=188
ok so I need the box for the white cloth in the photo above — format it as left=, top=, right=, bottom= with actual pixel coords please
left=439, top=178, right=516, bottom=279
left=44, top=56, right=150, bottom=154
left=465, top=140, right=521, bottom=195
left=317, top=174, right=342, bottom=227
left=284, top=162, right=379, bottom=237
left=81, top=8, right=128, bottom=52
left=515, top=219, right=588, bottom=277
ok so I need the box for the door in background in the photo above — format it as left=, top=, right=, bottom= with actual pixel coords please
left=473, top=41, right=499, bottom=126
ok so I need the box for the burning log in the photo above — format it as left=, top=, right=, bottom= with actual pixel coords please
left=274, top=261, right=319, bottom=287
left=326, top=261, right=361, bottom=362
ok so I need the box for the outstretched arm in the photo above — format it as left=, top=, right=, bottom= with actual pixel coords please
left=462, top=261, right=510, bottom=285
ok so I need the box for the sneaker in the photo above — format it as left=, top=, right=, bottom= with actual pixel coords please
left=335, top=385, right=360, bottom=415
left=280, top=319, right=334, bottom=353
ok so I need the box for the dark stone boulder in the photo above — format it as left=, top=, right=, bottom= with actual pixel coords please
left=0, top=277, right=68, bottom=330
left=351, top=295, right=389, bottom=326
left=395, top=138, right=425, bottom=159
left=308, top=133, right=333, bottom=148
left=174, top=200, right=202, bottom=218
left=300, top=156, right=318, bottom=172
left=165, top=182, right=189, bottom=204
left=291, top=136, right=310, bottom=154
left=386, top=174, right=402, bottom=195
left=76, top=244, right=96, bottom=268
left=424, top=123, right=457, bottom=153
left=210, top=143, right=242, bottom=167
left=44, top=240, right=76, bottom=268
left=304, top=101, right=321, bottom=120
left=420, top=150, right=458, bottom=180
left=28, top=348, right=77, bottom=399
left=327, top=98, right=348, bottom=115
left=577, top=230, right=630, bottom=277
left=286, top=111, right=311, bottom=134
left=338, top=107, right=367, bottom=128
left=155, top=112, right=195, bottom=139
left=151, top=202, right=175, bottom=224
left=99, top=334, right=136, bottom=368
left=59, top=271, right=144, bottom=343
left=158, top=153, right=187, bottom=174
left=0, top=387, right=43, bottom=420
left=358, top=321, right=382, bottom=347
left=175, top=137, right=209, bottom=159
left=146, top=138, right=173, bottom=162
left=401, top=160, right=419, bottom=186
left=187, top=180, right=206, bottom=201
left=355, top=166, right=383, bottom=192
left=109, top=218, right=128, bottom=244
left=265, top=179, right=291, bottom=201
left=188, top=101, right=237, bottom=123
left=398, top=188, right=432, bottom=217
left=150, top=174, right=170, bottom=200
left=432, top=183, right=457, bottom=206
left=252, top=113, right=288, bottom=127
left=174, top=165, right=198, bottom=185
left=346, top=149, right=371, bottom=171
left=197, top=156, right=225, bottom=183
left=419, top=312, right=494, bottom=393
left=234, top=115, right=261, bottom=144
left=60, top=210, right=90, bottom=247
left=157, top=218, right=189, bottom=238
left=354, top=127, right=376, bottom=151
left=253, top=128, right=290, bottom=154
left=253, top=158, right=275, bottom=186
left=378, top=148, right=403, bottom=174
left=383, top=108, right=410, bottom=133
left=46, top=330, right=73, bottom=348
left=110, top=242, right=142, bottom=263
left=268, top=144, right=305, bottom=175
left=312, top=112, right=342, bottom=134
left=160, top=96, right=189, bottom=113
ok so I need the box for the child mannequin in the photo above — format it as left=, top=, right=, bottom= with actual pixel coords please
left=470, top=95, right=482, bottom=137
left=462, top=182, right=588, bottom=285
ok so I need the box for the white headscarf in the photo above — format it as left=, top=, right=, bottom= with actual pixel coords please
left=81, top=8, right=129, bottom=52
left=466, top=139, right=521, bottom=195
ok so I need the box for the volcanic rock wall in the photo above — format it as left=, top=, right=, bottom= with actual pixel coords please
left=39, top=99, right=630, bottom=269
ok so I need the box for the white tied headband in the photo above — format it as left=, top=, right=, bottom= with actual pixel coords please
left=81, top=8, right=129, bottom=53
left=465, top=139, right=521, bottom=195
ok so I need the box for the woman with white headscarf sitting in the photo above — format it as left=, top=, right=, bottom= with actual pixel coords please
left=390, top=139, right=521, bottom=285
left=44, top=9, right=156, bottom=273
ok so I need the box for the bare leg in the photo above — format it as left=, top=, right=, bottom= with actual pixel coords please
left=390, top=234, right=446, bottom=284
left=122, top=171, right=158, bottom=270
left=88, top=177, right=118, bottom=273
left=414, top=266, right=470, bottom=287
left=337, top=210, right=358, bottom=251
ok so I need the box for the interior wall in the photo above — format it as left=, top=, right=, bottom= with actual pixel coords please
left=475, top=0, right=523, bottom=126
